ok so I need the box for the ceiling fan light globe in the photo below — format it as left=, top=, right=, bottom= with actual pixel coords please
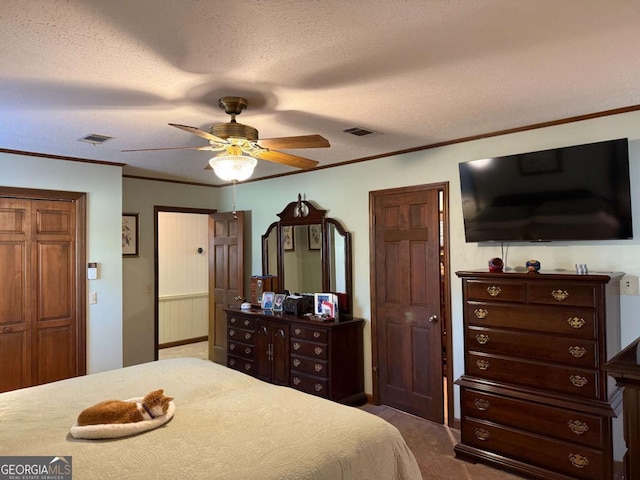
left=209, top=155, right=257, bottom=182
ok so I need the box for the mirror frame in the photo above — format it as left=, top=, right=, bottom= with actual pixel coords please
left=262, top=196, right=353, bottom=314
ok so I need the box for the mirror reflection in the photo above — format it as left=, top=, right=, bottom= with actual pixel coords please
left=283, top=224, right=322, bottom=294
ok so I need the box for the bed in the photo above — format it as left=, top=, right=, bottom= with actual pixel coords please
left=0, top=357, right=422, bottom=480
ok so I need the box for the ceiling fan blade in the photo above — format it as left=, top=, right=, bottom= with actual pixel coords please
left=257, top=150, right=319, bottom=169
left=169, top=123, right=228, bottom=144
left=122, top=145, right=216, bottom=152
left=257, top=134, right=329, bottom=150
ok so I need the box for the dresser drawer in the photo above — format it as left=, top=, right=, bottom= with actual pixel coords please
left=467, top=352, right=599, bottom=399
left=291, top=373, right=329, bottom=398
left=290, top=324, right=328, bottom=343
left=527, top=283, right=598, bottom=308
left=227, top=327, right=255, bottom=344
left=466, top=302, right=597, bottom=339
left=228, top=315, right=255, bottom=330
left=467, top=326, right=597, bottom=368
left=227, top=341, right=255, bottom=359
left=227, top=356, right=255, bottom=375
left=461, top=388, right=604, bottom=448
left=466, top=280, right=525, bottom=303
left=291, top=339, right=328, bottom=360
left=462, top=418, right=604, bottom=480
left=291, top=355, right=329, bottom=378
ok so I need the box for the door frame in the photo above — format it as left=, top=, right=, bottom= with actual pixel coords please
left=153, top=206, right=217, bottom=360
left=0, top=186, right=87, bottom=377
left=369, top=182, right=453, bottom=426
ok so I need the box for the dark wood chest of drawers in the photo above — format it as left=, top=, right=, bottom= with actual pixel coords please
left=224, top=307, right=366, bottom=405
left=455, top=270, right=624, bottom=480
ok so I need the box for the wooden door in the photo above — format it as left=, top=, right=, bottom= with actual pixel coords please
left=0, top=192, right=84, bottom=392
left=210, top=211, right=244, bottom=364
left=371, top=185, right=444, bottom=422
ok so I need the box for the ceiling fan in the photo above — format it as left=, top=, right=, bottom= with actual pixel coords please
left=123, top=96, right=330, bottom=181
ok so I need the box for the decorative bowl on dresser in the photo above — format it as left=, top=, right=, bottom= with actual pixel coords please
left=455, top=270, right=624, bottom=480
left=224, top=306, right=366, bottom=405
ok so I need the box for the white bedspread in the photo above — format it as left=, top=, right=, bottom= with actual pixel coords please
left=0, top=358, right=422, bottom=480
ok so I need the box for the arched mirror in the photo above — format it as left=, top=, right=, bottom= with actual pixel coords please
left=262, top=195, right=353, bottom=314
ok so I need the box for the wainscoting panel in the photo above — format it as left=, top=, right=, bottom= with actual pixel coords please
left=159, top=293, right=209, bottom=344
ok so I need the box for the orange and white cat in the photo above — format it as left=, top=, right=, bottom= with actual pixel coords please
left=77, top=389, right=174, bottom=426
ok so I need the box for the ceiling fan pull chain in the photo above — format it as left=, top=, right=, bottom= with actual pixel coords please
left=232, top=180, right=238, bottom=220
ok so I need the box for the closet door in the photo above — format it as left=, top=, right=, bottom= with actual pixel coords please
left=0, top=193, right=83, bottom=392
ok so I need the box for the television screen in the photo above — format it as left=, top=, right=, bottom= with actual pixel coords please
left=459, top=138, right=633, bottom=242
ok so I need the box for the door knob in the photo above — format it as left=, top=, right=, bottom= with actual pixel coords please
left=428, top=315, right=438, bottom=324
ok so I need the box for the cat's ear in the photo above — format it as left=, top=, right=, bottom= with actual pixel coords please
left=148, top=389, right=163, bottom=396
left=165, top=396, right=174, bottom=403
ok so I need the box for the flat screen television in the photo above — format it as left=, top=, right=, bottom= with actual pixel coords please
left=459, top=138, right=633, bottom=242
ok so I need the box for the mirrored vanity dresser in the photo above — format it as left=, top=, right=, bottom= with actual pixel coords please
left=225, top=195, right=365, bottom=405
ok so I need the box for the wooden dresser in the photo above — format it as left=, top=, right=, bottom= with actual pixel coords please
left=224, top=307, right=366, bottom=405
left=455, top=270, right=624, bottom=480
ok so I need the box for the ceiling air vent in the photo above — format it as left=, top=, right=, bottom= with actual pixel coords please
left=78, top=133, right=113, bottom=145
left=343, top=126, right=380, bottom=137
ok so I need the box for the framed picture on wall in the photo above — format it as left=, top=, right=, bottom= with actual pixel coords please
left=308, top=224, right=321, bottom=250
left=283, top=226, right=295, bottom=251
left=122, top=213, right=139, bottom=257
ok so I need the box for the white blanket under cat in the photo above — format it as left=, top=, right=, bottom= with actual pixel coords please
left=69, top=397, right=176, bottom=439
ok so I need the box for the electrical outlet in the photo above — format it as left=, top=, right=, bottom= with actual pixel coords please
left=621, top=275, right=639, bottom=295
left=89, top=291, right=98, bottom=304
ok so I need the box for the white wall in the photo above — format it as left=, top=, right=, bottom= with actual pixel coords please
left=213, top=109, right=640, bottom=418
left=122, top=178, right=221, bottom=366
left=0, top=152, right=123, bottom=374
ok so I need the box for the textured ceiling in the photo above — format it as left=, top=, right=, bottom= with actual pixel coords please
left=2, top=0, right=640, bottom=185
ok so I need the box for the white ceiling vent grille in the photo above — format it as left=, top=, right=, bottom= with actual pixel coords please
left=78, top=133, right=113, bottom=144
left=343, top=126, right=381, bottom=137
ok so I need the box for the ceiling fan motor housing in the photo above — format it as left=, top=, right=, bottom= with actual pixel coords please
left=211, top=122, right=258, bottom=141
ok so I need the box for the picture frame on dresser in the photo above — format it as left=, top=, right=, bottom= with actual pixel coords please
left=273, top=293, right=286, bottom=312
left=261, top=291, right=275, bottom=310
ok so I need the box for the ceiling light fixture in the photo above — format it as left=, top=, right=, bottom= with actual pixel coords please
left=208, top=145, right=257, bottom=182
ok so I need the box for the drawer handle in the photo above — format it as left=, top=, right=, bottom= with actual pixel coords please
left=569, top=375, right=588, bottom=388
left=245, top=347, right=251, bottom=354
left=295, top=328, right=302, bottom=335
left=567, top=420, right=589, bottom=435
left=552, top=289, right=570, bottom=301
left=244, top=333, right=251, bottom=340
left=315, top=384, right=323, bottom=392
left=313, top=332, right=321, bottom=338
left=229, top=329, right=236, bottom=337
left=293, top=377, right=301, bottom=385
left=568, top=453, right=589, bottom=469
left=567, top=317, right=586, bottom=329
left=315, top=347, right=324, bottom=356
left=244, top=363, right=251, bottom=371
left=293, top=342, right=301, bottom=350
left=293, top=358, right=301, bottom=367
left=473, top=398, right=490, bottom=411
left=476, top=360, right=490, bottom=371
left=229, top=359, right=235, bottom=366
left=474, top=428, right=490, bottom=441
left=475, top=334, right=489, bottom=345
left=230, top=317, right=237, bottom=324
left=568, top=346, right=587, bottom=358
left=486, top=286, right=501, bottom=297
left=229, top=344, right=235, bottom=350
left=243, top=320, right=250, bottom=327
left=315, top=364, right=323, bottom=373
left=474, top=309, right=488, bottom=319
